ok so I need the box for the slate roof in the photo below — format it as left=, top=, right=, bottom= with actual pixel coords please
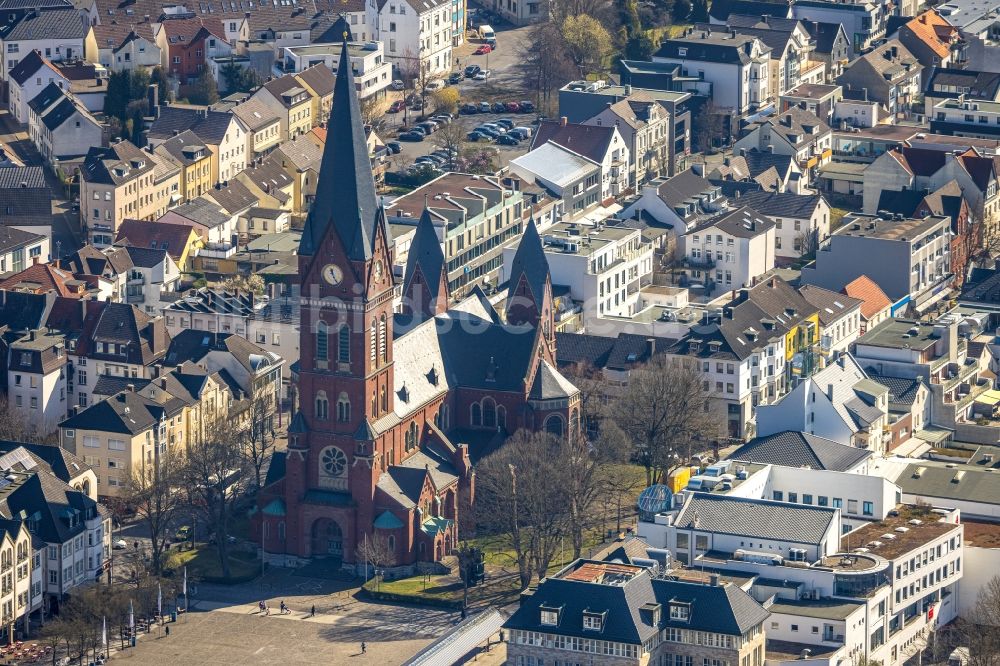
left=0, top=441, right=90, bottom=486
left=295, top=63, right=336, bottom=98
left=867, top=374, right=924, bottom=407
left=298, top=43, right=385, bottom=260
left=155, top=129, right=209, bottom=166
left=674, top=493, right=838, bottom=544
left=729, top=430, right=871, bottom=471
left=605, top=333, right=677, bottom=370
left=927, top=68, right=1000, bottom=99
left=528, top=360, right=577, bottom=400
left=401, top=207, right=446, bottom=310
left=737, top=191, right=824, bottom=220
left=505, top=218, right=549, bottom=305
left=688, top=205, right=776, bottom=239
left=82, top=141, right=155, bottom=187
left=205, top=179, right=257, bottom=215
left=554, top=332, right=616, bottom=368
left=115, top=219, right=196, bottom=263
left=505, top=561, right=770, bottom=642
left=9, top=50, right=56, bottom=87
left=0, top=167, right=44, bottom=190
left=170, top=197, right=230, bottom=230
left=0, top=226, right=42, bottom=253
left=0, top=7, right=86, bottom=41
left=709, top=0, right=791, bottom=22
left=842, top=275, right=892, bottom=320
left=797, top=284, right=862, bottom=326
left=0, top=290, right=51, bottom=331
left=655, top=28, right=770, bottom=64
left=531, top=120, right=617, bottom=164
left=147, top=106, right=236, bottom=145
left=231, top=97, right=280, bottom=131
left=59, top=389, right=184, bottom=435
left=741, top=151, right=795, bottom=180
left=122, top=245, right=168, bottom=268
left=655, top=169, right=720, bottom=208
left=804, top=20, right=846, bottom=55
left=92, top=375, right=152, bottom=397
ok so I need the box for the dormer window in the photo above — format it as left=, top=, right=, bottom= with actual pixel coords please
left=539, top=604, right=562, bottom=626
left=582, top=611, right=605, bottom=631
left=669, top=602, right=691, bottom=622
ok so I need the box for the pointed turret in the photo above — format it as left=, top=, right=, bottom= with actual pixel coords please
left=506, top=217, right=555, bottom=356
left=299, top=39, right=382, bottom=260
left=401, top=206, right=449, bottom=321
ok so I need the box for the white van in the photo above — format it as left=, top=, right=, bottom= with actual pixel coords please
left=479, top=24, right=496, bottom=41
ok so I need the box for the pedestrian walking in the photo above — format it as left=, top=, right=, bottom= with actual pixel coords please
left=361, top=642, right=367, bottom=654
left=165, top=626, right=170, bottom=637
left=280, top=601, right=287, bottom=615
left=265, top=604, right=270, bottom=616
left=310, top=605, right=315, bottom=617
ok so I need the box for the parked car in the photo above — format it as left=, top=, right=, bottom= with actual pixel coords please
left=467, top=131, right=491, bottom=142
left=475, top=44, right=493, bottom=55
left=485, top=38, right=497, bottom=49
left=510, top=127, right=533, bottom=140
left=426, top=79, right=446, bottom=91
left=495, top=118, right=515, bottom=129
left=473, top=70, right=491, bottom=81
left=489, top=102, right=504, bottom=113
left=519, top=100, right=535, bottom=113
left=432, top=114, right=453, bottom=124
left=504, top=101, right=520, bottom=113
left=386, top=141, right=402, bottom=154
left=410, top=99, right=424, bottom=110
left=448, top=72, right=463, bottom=84
left=387, top=100, right=405, bottom=113
left=464, top=65, right=481, bottom=78
left=417, top=121, right=439, bottom=134
left=478, top=101, right=492, bottom=113
left=460, top=103, right=479, bottom=114
left=392, top=79, right=405, bottom=90
left=398, top=131, right=425, bottom=141
left=476, top=127, right=502, bottom=139
left=113, top=539, right=128, bottom=550
left=497, top=134, right=520, bottom=146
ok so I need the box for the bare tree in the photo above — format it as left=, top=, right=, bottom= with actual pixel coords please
left=0, top=394, right=58, bottom=443
left=122, top=451, right=185, bottom=575
left=432, top=122, right=467, bottom=171
left=476, top=430, right=574, bottom=589
left=607, top=354, right=719, bottom=486
left=182, top=417, right=249, bottom=579
left=356, top=532, right=395, bottom=589
left=238, top=384, right=278, bottom=491
left=952, top=575, right=1000, bottom=665
left=520, top=22, right=578, bottom=115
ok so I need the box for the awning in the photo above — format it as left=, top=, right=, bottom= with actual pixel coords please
left=891, top=438, right=932, bottom=458
left=404, top=608, right=505, bottom=666
left=976, top=390, right=1000, bottom=406
left=913, top=426, right=954, bottom=444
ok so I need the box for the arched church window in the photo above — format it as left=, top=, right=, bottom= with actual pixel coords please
left=380, top=386, right=387, bottom=413
left=497, top=405, right=506, bottom=430
left=315, top=391, right=329, bottom=420
left=483, top=397, right=496, bottom=428
left=316, top=321, right=328, bottom=361
left=544, top=414, right=564, bottom=437
left=471, top=403, right=482, bottom=427
left=338, top=325, right=350, bottom=362
left=337, top=393, right=351, bottom=422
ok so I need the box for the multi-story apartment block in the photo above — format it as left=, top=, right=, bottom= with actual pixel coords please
left=801, top=213, right=953, bottom=310
left=791, top=0, right=888, bottom=56
left=930, top=96, right=1000, bottom=139
left=682, top=206, right=777, bottom=295
left=26, top=83, right=102, bottom=167
left=281, top=42, right=392, bottom=103
left=153, top=130, right=213, bottom=203
left=531, top=119, right=631, bottom=198
left=724, top=15, right=825, bottom=98
left=504, top=559, right=769, bottom=666
left=378, top=0, right=452, bottom=76
left=0, top=7, right=93, bottom=80
left=154, top=17, right=230, bottom=85
left=147, top=107, right=247, bottom=184
left=81, top=140, right=181, bottom=248
left=652, top=28, right=771, bottom=115
left=733, top=106, right=833, bottom=178
left=231, top=98, right=283, bottom=160
left=737, top=191, right=831, bottom=264
left=252, top=75, right=314, bottom=142
left=7, top=50, right=68, bottom=125
left=386, top=172, right=526, bottom=300
left=798, top=284, right=863, bottom=360
left=836, top=40, right=923, bottom=121
left=7, top=328, right=68, bottom=436
left=502, top=220, right=654, bottom=322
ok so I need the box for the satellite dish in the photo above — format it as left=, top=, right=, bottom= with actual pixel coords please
left=637, top=484, right=673, bottom=521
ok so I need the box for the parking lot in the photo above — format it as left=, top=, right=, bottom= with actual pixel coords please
left=379, top=23, right=536, bottom=169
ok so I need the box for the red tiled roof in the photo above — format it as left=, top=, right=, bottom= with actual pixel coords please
left=115, top=219, right=197, bottom=263
left=904, top=10, right=956, bottom=59
left=842, top=275, right=892, bottom=320
left=0, top=262, right=84, bottom=298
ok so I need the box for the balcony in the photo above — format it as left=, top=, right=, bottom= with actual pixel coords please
left=198, top=242, right=238, bottom=259
left=682, top=255, right=715, bottom=269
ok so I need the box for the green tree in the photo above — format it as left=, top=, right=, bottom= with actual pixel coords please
left=624, top=33, right=658, bottom=60
left=672, top=0, right=692, bottom=22
left=103, top=70, right=130, bottom=121
left=220, top=62, right=259, bottom=94
left=188, top=70, right=220, bottom=105
left=690, top=0, right=709, bottom=21
left=561, top=15, right=614, bottom=76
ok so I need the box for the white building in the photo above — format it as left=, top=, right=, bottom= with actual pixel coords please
left=26, top=83, right=102, bottom=166
left=683, top=206, right=776, bottom=293
left=736, top=190, right=831, bottom=263
left=0, top=8, right=93, bottom=81
left=378, top=0, right=453, bottom=77
left=6, top=329, right=67, bottom=436
left=798, top=284, right=863, bottom=360
left=280, top=42, right=392, bottom=100
left=7, top=51, right=68, bottom=126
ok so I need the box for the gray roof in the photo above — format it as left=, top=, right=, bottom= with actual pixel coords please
left=528, top=359, right=577, bottom=400
left=798, top=284, right=862, bottom=326
left=0, top=7, right=86, bottom=41
left=737, top=191, right=825, bottom=220
left=896, top=462, right=1000, bottom=507
left=674, top=493, right=838, bottom=544
left=729, top=430, right=871, bottom=471
left=868, top=374, right=924, bottom=407
left=688, top=206, right=776, bottom=239
left=505, top=218, right=549, bottom=306
left=401, top=207, right=446, bottom=312
left=147, top=106, right=236, bottom=145
left=0, top=225, right=43, bottom=253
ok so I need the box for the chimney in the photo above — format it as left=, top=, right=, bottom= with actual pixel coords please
left=826, top=383, right=834, bottom=401
left=560, top=116, right=568, bottom=127
left=624, top=84, right=632, bottom=95
left=160, top=378, right=168, bottom=390
left=126, top=383, right=135, bottom=392
left=730, top=28, right=737, bottom=38
left=646, top=337, right=656, bottom=359
left=28, top=330, right=35, bottom=341
left=710, top=573, right=720, bottom=586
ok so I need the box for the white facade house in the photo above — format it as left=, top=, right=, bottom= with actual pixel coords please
left=0, top=8, right=93, bottom=82
left=281, top=42, right=392, bottom=100
left=6, top=329, right=68, bottom=436
left=736, top=191, right=831, bottom=263
left=26, top=83, right=102, bottom=166
left=378, top=0, right=453, bottom=76
left=798, top=284, right=863, bottom=360
left=7, top=52, right=68, bottom=125
left=683, top=206, right=776, bottom=292
left=652, top=29, right=771, bottom=114
left=756, top=353, right=890, bottom=454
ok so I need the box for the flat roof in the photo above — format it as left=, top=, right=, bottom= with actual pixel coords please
left=838, top=214, right=948, bottom=241
left=782, top=83, right=841, bottom=100
left=767, top=598, right=863, bottom=621
left=856, top=318, right=941, bottom=352
left=841, top=505, right=959, bottom=560
left=936, top=97, right=1000, bottom=113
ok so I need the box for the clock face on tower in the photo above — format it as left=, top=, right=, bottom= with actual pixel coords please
left=322, top=263, right=343, bottom=286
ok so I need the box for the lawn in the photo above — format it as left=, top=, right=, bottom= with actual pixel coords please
left=164, top=544, right=260, bottom=583
left=363, top=574, right=463, bottom=602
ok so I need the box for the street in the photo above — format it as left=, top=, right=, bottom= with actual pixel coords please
left=0, top=108, right=82, bottom=259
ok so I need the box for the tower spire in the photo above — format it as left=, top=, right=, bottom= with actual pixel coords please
left=299, top=39, right=380, bottom=260
left=402, top=206, right=448, bottom=321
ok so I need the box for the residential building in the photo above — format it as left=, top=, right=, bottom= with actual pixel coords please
left=80, top=140, right=181, bottom=248
left=842, top=275, right=892, bottom=334
left=581, top=91, right=671, bottom=186
left=154, top=17, right=230, bottom=84
left=836, top=40, right=923, bottom=120
left=6, top=50, right=67, bottom=125
left=867, top=373, right=931, bottom=454
left=801, top=213, right=953, bottom=311
left=530, top=119, right=631, bottom=198
left=252, top=75, right=313, bottom=142
left=729, top=430, right=872, bottom=474
left=558, top=80, right=693, bottom=177
left=896, top=9, right=966, bottom=69
left=683, top=206, right=777, bottom=296
left=114, top=219, right=201, bottom=272
left=231, top=97, right=283, bottom=159
left=161, top=330, right=283, bottom=405
left=798, top=284, right=863, bottom=360
left=833, top=86, right=882, bottom=128
left=930, top=96, right=1000, bottom=139
left=733, top=106, right=833, bottom=179
left=386, top=172, right=526, bottom=300
left=281, top=42, right=391, bottom=103
left=780, top=82, right=841, bottom=124
left=502, top=220, right=654, bottom=322
left=742, top=191, right=831, bottom=264
left=504, top=559, right=769, bottom=666
left=508, top=143, right=601, bottom=222
left=378, top=0, right=452, bottom=76
left=723, top=15, right=826, bottom=99
left=790, top=0, right=888, bottom=55
left=620, top=169, right=727, bottom=234
left=153, top=130, right=214, bottom=203
left=652, top=28, right=772, bottom=115
left=292, top=64, right=336, bottom=126
left=756, top=353, right=889, bottom=453
left=91, top=23, right=159, bottom=73
left=147, top=106, right=247, bottom=184
left=0, top=227, right=47, bottom=275
left=803, top=20, right=851, bottom=80
left=923, top=68, right=1000, bottom=116
left=26, top=83, right=102, bottom=166
left=6, top=328, right=67, bottom=434
left=0, top=7, right=93, bottom=80
left=117, top=245, right=181, bottom=315
left=270, top=135, right=321, bottom=221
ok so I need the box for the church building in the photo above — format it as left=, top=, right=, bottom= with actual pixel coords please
left=254, top=41, right=580, bottom=571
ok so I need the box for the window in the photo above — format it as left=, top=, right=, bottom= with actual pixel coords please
left=315, top=321, right=328, bottom=361
left=773, top=491, right=783, bottom=501
left=848, top=499, right=858, bottom=514
left=863, top=501, right=874, bottom=516
left=338, top=325, right=350, bottom=363
left=540, top=608, right=560, bottom=625
left=582, top=612, right=604, bottom=631
left=336, top=393, right=350, bottom=422
left=833, top=497, right=843, bottom=508
left=315, top=391, right=329, bottom=420
left=789, top=492, right=798, bottom=503
left=669, top=603, right=690, bottom=621
left=83, top=436, right=99, bottom=449
left=803, top=494, right=813, bottom=505
left=471, top=403, right=482, bottom=426
left=108, top=439, right=125, bottom=451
